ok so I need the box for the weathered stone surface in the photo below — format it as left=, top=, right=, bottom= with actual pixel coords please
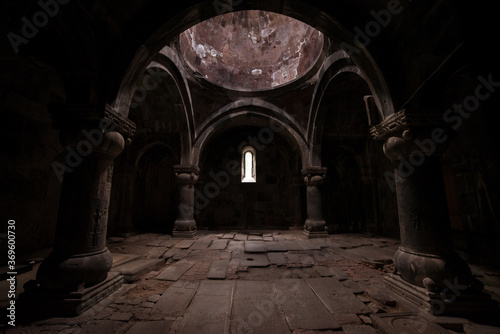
left=306, top=278, right=372, bottom=315
left=207, top=258, right=231, bottom=279
left=371, top=312, right=449, bottom=334
left=210, top=239, right=229, bottom=250
left=239, top=254, right=270, bottom=267
left=112, top=259, right=164, bottom=282
left=125, top=321, right=172, bottom=334
left=273, top=279, right=341, bottom=330
left=174, top=240, right=196, bottom=249
left=314, top=266, right=334, bottom=277
left=245, top=241, right=267, bottom=253
left=178, top=281, right=234, bottom=334
left=231, top=280, right=289, bottom=334
left=191, top=239, right=212, bottom=250
left=342, top=324, right=378, bottom=334
left=268, top=253, right=287, bottom=266
left=152, top=281, right=199, bottom=316
left=155, top=259, right=197, bottom=281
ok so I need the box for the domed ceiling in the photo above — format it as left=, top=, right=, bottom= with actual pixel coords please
left=179, top=10, right=324, bottom=91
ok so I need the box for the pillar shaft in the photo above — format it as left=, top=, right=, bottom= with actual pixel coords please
left=173, top=165, right=199, bottom=238
left=302, top=167, right=328, bottom=238
left=384, top=132, right=473, bottom=291
left=37, top=130, right=125, bottom=290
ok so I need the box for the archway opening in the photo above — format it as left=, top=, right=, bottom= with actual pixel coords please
left=196, top=126, right=304, bottom=230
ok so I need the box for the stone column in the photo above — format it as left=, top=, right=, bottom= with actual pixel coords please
left=37, top=130, right=125, bottom=290
left=383, top=130, right=474, bottom=292
left=173, top=165, right=200, bottom=238
left=302, top=167, right=328, bottom=238
left=372, top=110, right=494, bottom=316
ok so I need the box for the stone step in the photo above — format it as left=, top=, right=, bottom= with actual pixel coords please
left=111, top=253, right=141, bottom=268
left=111, top=258, right=164, bottom=282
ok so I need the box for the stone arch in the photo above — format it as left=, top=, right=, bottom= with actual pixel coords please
left=111, top=0, right=396, bottom=135
left=310, top=65, right=373, bottom=166
left=191, top=102, right=310, bottom=167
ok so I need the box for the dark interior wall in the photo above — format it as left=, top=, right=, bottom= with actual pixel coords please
left=196, top=127, right=304, bottom=230
left=439, top=76, right=500, bottom=268
left=0, top=58, right=65, bottom=261
left=319, top=73, right=399, bottom=237
left=132, top=146, right=177, bottom=233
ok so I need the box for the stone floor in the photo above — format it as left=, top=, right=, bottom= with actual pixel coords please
left=3, top=231, right=500, bottom=334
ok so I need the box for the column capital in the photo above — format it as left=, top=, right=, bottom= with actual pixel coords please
left=370, top=109, right=452, bottom=141
left=383, top=127, right=449, bottom=163
left=301, top=167, right=327, bottom=186
left=49, top=103, right=137, bottom=140
left=174, top=165, right=200, bottom=187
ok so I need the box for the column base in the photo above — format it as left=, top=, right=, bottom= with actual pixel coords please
left=303, top=230, right=329, bottom=238
left=303, top=219, right=328, bottom=238
left=394, top=247, right=474, bottom=290
left=18, top=272, right=124, bottom=320
left=172, top=229, right=198, bottom=238
left=36, top=248, right=114, bottom=290
left=384, top=273, right=499, bottom=317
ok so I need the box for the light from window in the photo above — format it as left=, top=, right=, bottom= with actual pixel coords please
left=241, top=146, right=256, bottom=183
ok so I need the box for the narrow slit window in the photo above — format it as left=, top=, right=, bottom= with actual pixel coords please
left=241, top=146, right=256, bottom=183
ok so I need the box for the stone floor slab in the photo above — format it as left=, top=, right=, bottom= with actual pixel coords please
left=159, top=239, right=180, bottom=248
left=227, top=240, right=245, bottom=253
left=174, top=239, right=196, bottom=249
left=245, top=240, right=267, bottom=253
left=190, top=239, right=212, bottom=250
left=265, top=242, right=284, bottom=252
left=231, top=280, right=289, bottom=334
left=273, top=279, right=341, bottom=330
left=210, top=239, right=229, bottom=250
left=152, top=281, right=199, bottom=316
left=314, top=265, right=334, bottom=277
left=155, top=259, right=197, bottom=281
left=239, top=253, right=270, bottom=267
left=306, top=278, right=372, bottom=315
left=280, top=240, right=303, bottom=251
left=268, top=252, right=287, bottom=266
left=345, top=246, right=395, bottom=263
left=112, top=259, right=164, bottom=282
left=208, top=258, right=231, bottom=279
left=179, top=281, right=234, bottom=334
left=342, top=324, right=378, bottom=334
left=125, top=320, right=172, bottom=334
left=371, top=312, right=449, bottom=334
left=297, top=239, right=322, bottom=250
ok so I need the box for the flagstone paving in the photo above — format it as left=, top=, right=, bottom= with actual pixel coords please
left=9, top=230, right=500, bottom=334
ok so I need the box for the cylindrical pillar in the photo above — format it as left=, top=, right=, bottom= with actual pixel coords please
left=173, top=165, right=200, bottom=238
left=302, top=167, right=328, bottom=238
left=384, top=130, right=473, bottom=291
left=37, top=130, right=125, bottom=290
